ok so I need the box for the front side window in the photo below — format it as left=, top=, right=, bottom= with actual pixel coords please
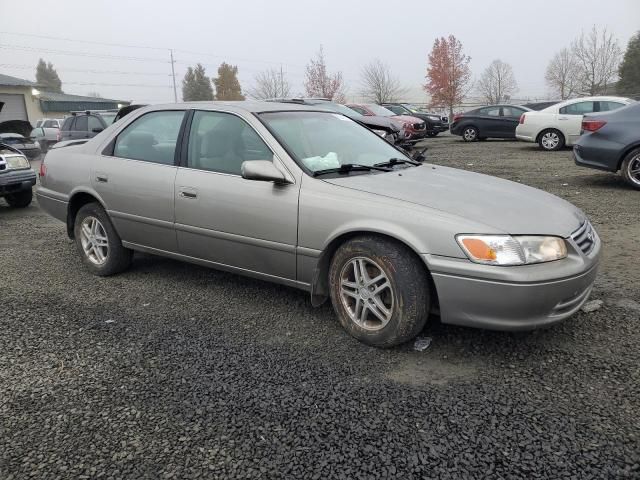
left=385, top=105, right=406, bottom=115
left=99, top=113, right=117, bottom=125
left=113, top=110, right=185, bottom=164
left=560, top=101, right=595, bottom=115
left=74, top=116, right=88, bottom=131
left=261, top=111, right=411, bottom=174
left=187, top=111, right=272, bottom=175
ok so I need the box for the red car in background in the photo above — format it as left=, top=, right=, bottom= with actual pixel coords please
left=347, top=103, right=427, bottom=143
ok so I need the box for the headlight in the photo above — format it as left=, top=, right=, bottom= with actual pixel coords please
left=456, top=234, right=567, bottom=266
left=5, top=156, right=30, bottom=169
left=428, top=115, right=440, bottom=121
left=372, top=129, right=387, bottom=137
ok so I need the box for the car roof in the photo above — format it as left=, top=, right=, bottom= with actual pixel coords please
left=137, top=101, right=336, bottom=114
left=546, top=96, right=634, bottom=110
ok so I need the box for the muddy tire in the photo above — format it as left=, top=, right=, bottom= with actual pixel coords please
left=5, top=189, right=32, bottom=208
left=329, top=235, right=430, bottom=347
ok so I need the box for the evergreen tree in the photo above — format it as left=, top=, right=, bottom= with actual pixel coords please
left=35, top=59, right=63, bottom=93
left=182, top=64, right=214, bottom=101
left=213, top=63, right=245, bottom=100
left=618, top=32, right=640, bottom=95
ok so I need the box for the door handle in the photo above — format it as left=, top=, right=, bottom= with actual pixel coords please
left=95, top=174, right=108, bottom=183
left=179, top=189, right=197, bottom=199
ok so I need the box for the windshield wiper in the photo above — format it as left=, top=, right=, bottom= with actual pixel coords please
left=374, top=157, right=421, bottom=168
left=312, top=163, right=392, bottom=177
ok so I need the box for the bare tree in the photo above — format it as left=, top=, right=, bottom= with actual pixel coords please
left=247, top=67, right=291, bottom=100
left=360, top=59, right=406, bottom=103
left=572, top=26, right=622, bottom=95
left=304, top=46, right=347, bottom=102
left=545, top=48, right=580, bottom=99
left=476, top=59, right=518, bottom=104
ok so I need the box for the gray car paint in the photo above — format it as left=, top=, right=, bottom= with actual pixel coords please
left=37, top=101, right=600, bottom=331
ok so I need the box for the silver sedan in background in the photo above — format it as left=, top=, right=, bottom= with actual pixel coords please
left=37, top=102, right=600, bottom=347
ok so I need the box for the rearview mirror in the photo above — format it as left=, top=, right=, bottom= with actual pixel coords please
left=241, top=160, right=290, bottom=184
left=92, top=127, right=104, bottom=133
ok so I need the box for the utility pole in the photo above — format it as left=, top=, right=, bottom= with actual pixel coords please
left=169, top=49, right=178, bottom=102
left=279, top=64, right=284, bottom=97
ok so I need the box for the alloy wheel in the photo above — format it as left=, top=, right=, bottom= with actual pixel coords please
left=627, top=154, right=640, bottom=186
left=339, top=257, right=394, bottom=331
left=80, top=216, right=109, bottom=265
left=463, top=128, right=477, bottom=141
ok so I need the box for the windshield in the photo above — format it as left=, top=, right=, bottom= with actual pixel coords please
left=260, top=111, right=410, bottom=173
left=99, top=113, right=117, bottom=125
left=404, top=104, right=425, bottom=113
left=364, top=104, right=396, bottom=117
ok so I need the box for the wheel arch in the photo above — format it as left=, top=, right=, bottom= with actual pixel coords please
left=66, top=189, right=108, bottom=239
left=616, top=143, right=640, bottom=171
left=310, top=229, right=439, bottom=312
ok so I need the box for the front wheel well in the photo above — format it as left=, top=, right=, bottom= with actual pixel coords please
left=66, top=192, right=102, bottom=238
left=310, top=231, right=439, bottom=312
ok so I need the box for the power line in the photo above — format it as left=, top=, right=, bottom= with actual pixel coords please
left=62, top=82, right=173, bottom=88
left=0, top=63, right=170, bottom=76
left=0, top=44, right=168, bottom=63
left=0, top=31, right=167, bottom=51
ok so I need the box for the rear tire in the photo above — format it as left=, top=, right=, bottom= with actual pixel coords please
left=5, top=189, right=32, bottom=208
left=538, top=129, right=565, bottom=151
left=462, top=126, right=478, bottom=142
left=329, top=235, right=430, bottom=348
left=74, top=202, right=132, bottom=276
left=621, top=148, right=640, bottom=190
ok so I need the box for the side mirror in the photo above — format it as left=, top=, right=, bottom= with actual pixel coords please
left=412, top=146, right=428, bottom=162
left=92, top=127, right=104, bottom=133
left=241, top=160, right=291, bottom=184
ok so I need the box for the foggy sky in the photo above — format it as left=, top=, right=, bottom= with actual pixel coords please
left=1, top=0, right=638, bottom=104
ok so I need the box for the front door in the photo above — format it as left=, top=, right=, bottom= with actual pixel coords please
left=91, top=109, right=186, bottom=252
left=174, top=110, right=299, bottom=281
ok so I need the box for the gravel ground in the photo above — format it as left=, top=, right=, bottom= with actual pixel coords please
left=1, top=136, right=639, bottom=479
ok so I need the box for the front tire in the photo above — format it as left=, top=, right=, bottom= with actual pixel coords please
left=621, top=148, right=640, bottom=190
left=538, top=129, right=565, bottom=151
left=74, top=203, right=132, bottom=276
left=5, top=189, right=32, bottom=208
left=329, top=236, right=430, bottom=347
left=462, top=126, right=478, bottom=142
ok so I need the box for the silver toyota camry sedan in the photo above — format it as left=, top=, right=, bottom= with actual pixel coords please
left=37, top=102, right=600, bottom=347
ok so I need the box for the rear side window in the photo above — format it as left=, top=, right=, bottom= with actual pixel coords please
left=62, top=117, right=74, bottom=131
left=113, top=110, right=185, bottom=165
left=75, top=116, right=88, bottom=131
left=560, top=101, right=595, bottom=115
left=88, top=115, right=103, bottom=132
left=479, top=107, right=500, bottom=116
left=502, top=107, right=525, bottom=117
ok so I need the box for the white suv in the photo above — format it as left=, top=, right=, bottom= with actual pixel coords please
left=515, top=96, right=634, bottom=151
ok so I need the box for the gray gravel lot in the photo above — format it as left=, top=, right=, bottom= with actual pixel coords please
left=1, top=135, right=639, bottom=479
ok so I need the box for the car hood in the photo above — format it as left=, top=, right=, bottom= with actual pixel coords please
left=325, top=164, right=584, bottom=237
left=0, top=120, right=34, bottom=137
left=391, top=114, right=424, bottom=124
left=357, top=115, right=400, bottom=132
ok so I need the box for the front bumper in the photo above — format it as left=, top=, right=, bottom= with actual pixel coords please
left=424, top=231, right=601, bottom=331
left=0, top=169, right=37, bottom=195
left=572, top=141, right=621, bottom=173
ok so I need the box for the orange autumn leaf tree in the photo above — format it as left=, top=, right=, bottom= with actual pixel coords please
left=424, top=35, right=472, bottom=118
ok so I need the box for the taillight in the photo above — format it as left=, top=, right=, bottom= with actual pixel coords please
left=56, top=131, right=61, bottom=141
left=582, top=119, right=606, bottom=132
left=39, top=161, right=46, bottom=177
left=519, top=114, right=526, bottom=124
left=452, top=114, right=462, bottom=123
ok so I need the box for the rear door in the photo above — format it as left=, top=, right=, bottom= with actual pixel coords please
left=501, top=106, right=527, bottom=138
left=91, top=109, right=186, bottom=252
left=476, top=106, right=502, bottom=137
left=174, top=109, right=299, bottom=281
left=558, top=101, right=596, bottom=144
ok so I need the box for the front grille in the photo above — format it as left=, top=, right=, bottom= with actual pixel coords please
left=413, top=123, right=425, bottom=130
left=571, top=221, right=596, bottom=255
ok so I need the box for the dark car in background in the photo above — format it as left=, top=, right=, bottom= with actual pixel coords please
left=450, top=105, right=532, bottom=142
left=347, top=103, right=426, bottom=143
left=381, top=103, right=448, bottom=137
left=573, top=102, right=640, bottom=190
left=522, top=101, right=560, bottom=111
left=267, top=98, right=404, bottom=144
left=0, top=143, right=37, bottom=208
left=59, top=110, right=118, bottom=142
